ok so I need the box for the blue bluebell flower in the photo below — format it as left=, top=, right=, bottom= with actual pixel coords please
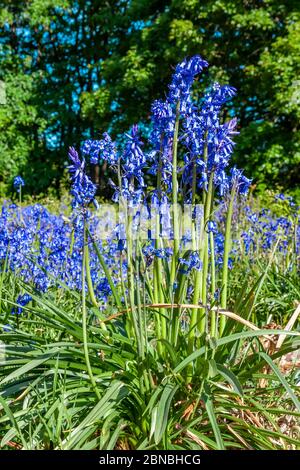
left=229, top=167, right=252, bottom=195
left=123, top=125, right=146, bottom=185
left=68, top=147, right=97, bottom=208
left=168, top=56, right=208, bottom=110
left=12, top=293, right=32, bottom=315
left=206, top=220, right=218, bottom=233
left=179, top=252, right=202, bottom=274
left=13, top=176, right=25, bottom=192
left=82, top=133, right=118, bottom=165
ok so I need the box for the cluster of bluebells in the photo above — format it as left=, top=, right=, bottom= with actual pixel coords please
left=211, top=193, right=300, bottom=266
left=81, top=133, right=118, bottom=166
left=168, top=56, right=209, bottom=113
left=0, top=201, right=123, bottom=320
left=142, top=243, right=173, bottom=265
left=1, top=55, right=299, bottom=328
left=68, top=55, right=250, bottom=219
left=182, top=83, right=252, bottom=198
left=239, top=202, right=300, bottom=259
left=111, top=124, right=146, bottom=206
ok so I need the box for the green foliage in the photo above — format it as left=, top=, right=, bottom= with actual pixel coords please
left=0, top=191, right=299, bottom=450
left=0, top=264, right=299, bottom=450
left=0, top=0, right=299, bottom=194
left=0, top=73, right=45, bottom=191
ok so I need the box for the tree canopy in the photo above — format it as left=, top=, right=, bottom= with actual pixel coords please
left=0, top=0, right=299, bottom=195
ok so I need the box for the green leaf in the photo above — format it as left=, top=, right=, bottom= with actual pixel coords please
left=0, top=395, right=28, bottom=449
left=203, top=390, right=225, bottom=450
left=174, top=330, right=300, bottom=374
left=216, top=364, right=243, bottom=396
left=153, top=383, right=179, bottom=445
left=61, top=381, right=127, bottom=450
left=0, top=350, right=60, bottom=386
left=259, top=352, right=300, bottom=412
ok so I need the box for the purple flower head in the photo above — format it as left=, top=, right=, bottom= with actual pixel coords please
left=68, top=147, right=85, bottom=183
left=168, top=56, right=208, bottom=107
left=124, top=125, right=145, bottom=164
left=179, top=251, right=202, bottom=274
left=152, top=100, right=173, bottom=122
left=230, top=167, right=252, bottom=195
left=208, top=118, right=239, bottom=171
left=149, top=101, right=174, bottom=189
left=122, top=125, right=146, bottom=186
left=181, top=80, right=238, bottom=196
left=70, top=176, right=97, bottom=209
left=12, top=293, right=32, bottom=315
left=13, top=176, right=25, bottom=192
left=82, top=133, right=118, bottom=165
left=96, top=277, right=112, bottom=303
left=151, top=100, right=174, bottom=138
left=206, top=220, right=218, bottom=234
left=68, top=147, right=97, bottom=208
left=81, top=140, right=94, bottom=159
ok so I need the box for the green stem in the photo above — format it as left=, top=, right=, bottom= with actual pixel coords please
left=191, top=161, right=197, bottom=206
left=199, top=171, right=214, bottom=334
left=18, top=186, right=22, bottom=221
left=127, top=212, right=142, bottom=357
left=119, top=254, right=129, bottom=311
left=135, top=241, right=145, bottom=358
left=210, top=230, right=216, bottom=337
left=154, top=146, right=166, bottom=348
left=191, top=161, right=197, bottom=251
left=82, top=218, right=101, bottom=400
left=87, top=227, right=123, bottom=309
left=69, top=228, right=75, bottom=257
left=170, top=102, right=180, bottom=288
left=85, top=237, right=107, bottom=331
left=169, top=103, right=182, bottom=349
left=220, top=185, right=236, bottom=335
left=187, top=142, right=209, bottom=359
left=85, top=246, right=99, bottom=308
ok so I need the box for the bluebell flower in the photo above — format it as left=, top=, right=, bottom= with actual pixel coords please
left=96, top=277, right=112, bottom=304
left=13, top=176, right=25, bottom=192
left=182, top=82, right=238, bottom=196
left=142, top=242, right=173, bottom=261
left=179, top=252, right=202, bottom=274
left=148, top=101, right=174, bottom=190
left=82, top=133, right=118, bottom=165
left=3, top=324, right=13, bottom=332
left=168, top=56, right=208, bottom=110
left=123, top=124, right=146, bottom=185
left=12, top=293, right=32, bottom=315
left=275, top=193, right=286, bottom=201
left=68, top=147, right=97, bottom=208
left=206, top=220, right=218, bottom=233
left=68, top=147, right=86, bottom=183
left=107, top=125, right=146, bottom=207
left=229, top=167, right=252, bottom=195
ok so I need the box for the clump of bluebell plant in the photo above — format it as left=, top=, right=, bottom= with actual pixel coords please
left=1, top=56, right=299, bottom=453
left=1, top=55, right=298, bottom=342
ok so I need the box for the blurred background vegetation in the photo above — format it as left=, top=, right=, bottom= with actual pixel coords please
left=0, top=0, right=299, bottom=198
